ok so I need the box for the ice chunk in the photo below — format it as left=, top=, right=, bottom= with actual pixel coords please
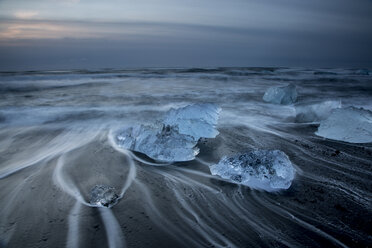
left=163, top=103, right=221, bottom=139
left=209, top=150, right=295, bottom=191
left=116, top=103, right=221, bottom=162
left=263, top=84, right=297, bottom=105
left=316, top=107, right=372, bottom=143
left=90, top=185, right=119, bottom=208
left=117, top=124, right=199, bottom=162
left=295, top=100, right=341, bottom=123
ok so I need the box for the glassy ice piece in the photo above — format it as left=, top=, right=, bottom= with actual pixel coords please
left=163, top=103, right=221, bottom=140
left=316, top=107, right=372, bottom=143
left=90, top=185, right=119, bottom=208
left=263, top=84, right=297, bottom=105
left=116, top=103, right=220, bottom=162
left=209, top=150, right=295, bottom=191
left=295, top=100, right=341, bottom=123
left=117, top=124, right=199, bottom=162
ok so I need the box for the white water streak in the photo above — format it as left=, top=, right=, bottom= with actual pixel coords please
left=0, top=130, right=97, bottom=179
left=107, top=131, right=137, bottom=198
left=251, top=191, right=349, bottom=248
left=99, top=208, right=126, bottom=248
left=66, top=201, right=82, bottom=248
left=53, top=155, right=93, bottom=206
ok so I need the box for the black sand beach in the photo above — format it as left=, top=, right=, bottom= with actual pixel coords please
left=0, top=68, right=371, bottom=247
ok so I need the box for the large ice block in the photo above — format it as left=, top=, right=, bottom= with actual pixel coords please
left=316, top=107, right=372, bottom=143
left=209, top=150, right=295, bottom=191
left=163, top=103, right=221, bottom=139
left=295, top=100, right=341, bottom=123
left=263, top=84, right=297, bottom=105
left=117, top=124, right=199, bottom=162
left=116, top=103, right=220, bottom=162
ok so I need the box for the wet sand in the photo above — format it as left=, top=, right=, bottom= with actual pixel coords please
left=0, top=124, right=371, bottom=248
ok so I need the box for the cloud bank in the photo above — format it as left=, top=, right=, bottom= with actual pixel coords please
left=0, top=0, right=371, bottom=70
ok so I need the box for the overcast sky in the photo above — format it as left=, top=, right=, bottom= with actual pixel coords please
left=0, top=0, right=371, bottom=70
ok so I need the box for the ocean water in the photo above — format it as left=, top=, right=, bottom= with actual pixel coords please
left=0, top=68, right=371, bottom=247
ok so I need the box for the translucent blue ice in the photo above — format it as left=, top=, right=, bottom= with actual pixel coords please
left=116, top=103, right=220, bottom=162
left=163, top=103, right=221, bottom=140
left=263, top=84, right=297, bottom=105
left=117, top=124, right=199, bottom=162
left=209, top=150, right=295, bottom=191
left=316, top=107, right=372, bottom=143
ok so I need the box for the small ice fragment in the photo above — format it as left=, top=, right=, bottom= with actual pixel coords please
left=316, top=107, right=372, bottom=143
left=263, top=84, right=297, bottom=105
left=295, top=100, right=341, bottom=123
left=209, top=150, right=295, bottom=191
left=163, top=103, right=221, bottom=139
left=117, top=124, right=199, bottom=162
left=90, top=185, right=119, bottom=208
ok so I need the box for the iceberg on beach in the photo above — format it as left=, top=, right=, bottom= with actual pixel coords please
left=263, top=84, right=297, bottom=105
left=117, top=124, right=199, bottom=162
left=163, top=103, right=221, bottom=139
left=295, top=100, right=341, bottom=123
left=116, top=103, right=220, bottom=162
left=316, top=107, right=372, bottom=143
left=90, top=185, right=119, bottom=208
left=209, top=150, right=295, bottom=191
